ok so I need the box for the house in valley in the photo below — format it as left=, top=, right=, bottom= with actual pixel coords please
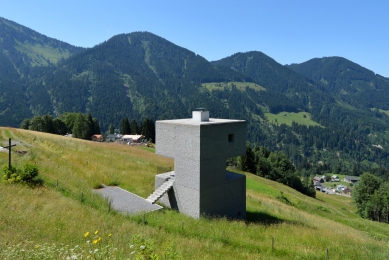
left=106, top=133, right=123, bottom=142
left=342, top=187, right=352, bottom=196
left=92, top=134, right=104, bottom=142
left=344, top=176, right=360, bottom=184
left=121, top=134, right=145, bottom=144
left=331, top=175, right=340, bottom=182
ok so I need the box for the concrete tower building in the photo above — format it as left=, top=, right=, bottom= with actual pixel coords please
left=151, top=110, right=246, bottom=219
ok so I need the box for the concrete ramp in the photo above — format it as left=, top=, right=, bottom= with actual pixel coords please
left=94, top=185, right=163, bottom=215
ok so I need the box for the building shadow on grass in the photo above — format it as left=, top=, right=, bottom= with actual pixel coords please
left=245, top=210, right=316, bottom=228
left=245, top=211, right=285, bottom=225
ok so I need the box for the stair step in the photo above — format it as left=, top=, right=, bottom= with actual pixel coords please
left=145, top=179, right=175, bottom=204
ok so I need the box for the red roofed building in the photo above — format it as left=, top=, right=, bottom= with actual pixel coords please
left=92, top=134, right=103, bottom=142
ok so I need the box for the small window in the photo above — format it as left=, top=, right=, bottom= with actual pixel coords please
left=228, top=134, right=234, bottom=143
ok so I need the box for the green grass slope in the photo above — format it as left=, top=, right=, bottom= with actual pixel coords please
left=202, top=82, right=266, bottom=92
left=14, top=40, right=73, bottom=66
left=265, top=111, right=322, bottom=127
left=0, top=128, right=388, bottom=259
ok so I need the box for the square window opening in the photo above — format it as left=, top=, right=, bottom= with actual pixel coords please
left=228, top=134, right=234, bottom=143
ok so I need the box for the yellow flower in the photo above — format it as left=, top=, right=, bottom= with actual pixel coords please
left=108, top=234, right=112, bottom=237
left=94, top=230, right=98, bottom=235
left=92, top=239, right=98, bottom=244
left=84, top=232, right=90, bottom=238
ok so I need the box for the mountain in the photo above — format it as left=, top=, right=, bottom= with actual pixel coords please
left=26, top=32, right=257, bottom=129
left=0, top=16, right=84, bottom=77
left=286, top=57, right=389, bottom=110
left=212, top=52, right=389, bottom=170
left=0, top=16, right=85, bottom=126
left=211, top=51, right=389, bottom=129
left=212, top=51, right=323, bottom=96
left=2, top=17, right=389, bottom=174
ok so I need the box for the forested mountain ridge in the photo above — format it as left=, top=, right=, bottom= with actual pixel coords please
left=211, top=51, right=389, bottom=130
left=0, top=16, right=84, bottom=77
left=211, top=51, right=325, bottom=97
left=0, top=16, right=85, bottom=127
left=2, top=17, right=389, bottom=175
left=26, top=32, right=257, bottom=130
left=286, top=57, right=389, bottom=110
left=212, top=52, right=389, bottom=172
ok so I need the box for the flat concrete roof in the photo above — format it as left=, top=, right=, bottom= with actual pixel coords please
left=157, top=118, right=245, bottom=125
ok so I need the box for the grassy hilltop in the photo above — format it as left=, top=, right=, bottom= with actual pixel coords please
left=0, top=127, right=388, bottom=259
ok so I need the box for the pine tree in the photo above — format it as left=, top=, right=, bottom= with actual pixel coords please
left=130, top=119, right=139, bottom=134
left=72, top=113, right=87, bottom=139
left=120, top=117, right=131, bottom=135
left=141, top=117, right=155, bottom=142
left=108, top=124, right=115, bottom=134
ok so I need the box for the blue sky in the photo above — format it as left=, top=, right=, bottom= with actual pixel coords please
left=1, top=0, right=388, bottom=77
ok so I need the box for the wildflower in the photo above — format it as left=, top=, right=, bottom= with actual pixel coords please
left=108, top=234, right=112, bottom=237
left=92, top=240, right=98, bottom=244
left=140, top=245, right=145, bottom=249
left=84, top=232, right=90, bottom=238
left=94, top=230, right=98, bottom=235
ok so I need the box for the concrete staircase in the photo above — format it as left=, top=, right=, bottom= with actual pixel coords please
left=146, top=179, right=174, bottom=204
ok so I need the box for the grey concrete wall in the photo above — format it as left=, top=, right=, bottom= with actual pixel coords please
left=156, top=119, right=245, bottom=161
left=200, top=172, right=246, bottom=219
left=155, top=116, right=246, bottom=219
left=156, top=121, right=200, bottom=160
left=200, top=121, right=246, bottom=160
left=173, top=184, right=201, bottom=218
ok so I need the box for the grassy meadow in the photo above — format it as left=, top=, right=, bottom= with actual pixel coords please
left=1, top=127, right=389, bottom=259
left=202, top=82, right=266, bottom=92
left=378, top=109, right=389, bottom=116
left=265, top=111, right=322, bottom=127
left=14, top=40, right=72, bottom=66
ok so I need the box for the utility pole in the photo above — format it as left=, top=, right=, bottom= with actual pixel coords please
left=3, top=138, right=16, bottom=170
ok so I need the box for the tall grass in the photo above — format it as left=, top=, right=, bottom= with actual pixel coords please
left=1, top=127, right=389, bottom=259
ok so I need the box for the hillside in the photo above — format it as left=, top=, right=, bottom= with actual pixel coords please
left=0, top=17, right=85, bottom=127
left=211, top=51, right=326, bottom=98
left=0, top=16, right=84, bottom=74
left=25, top=32, right=257, bottom=130
left=2, top=17, right=389, bottom=174
left=1, top=127, right=388, bottom=259
left=286, top=57, right=389, bottom=111
left=212, top=52, right=389, bottom=171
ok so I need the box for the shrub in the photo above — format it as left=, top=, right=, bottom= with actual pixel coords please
left=2, top=163, right=43, bottom=186
left=2, top=164, right=21, bottom=183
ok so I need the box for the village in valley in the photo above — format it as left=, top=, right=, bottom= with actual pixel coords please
left=313, top=174, right=359, bottom=196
